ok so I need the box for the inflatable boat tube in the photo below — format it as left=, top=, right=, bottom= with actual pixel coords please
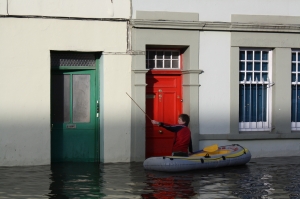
left=143, top=144, right=251, bottom=172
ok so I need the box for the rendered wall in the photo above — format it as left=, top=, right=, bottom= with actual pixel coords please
left=131, top=0, right=300, bottom=158
left=199, top=31, right=231, bottom=135
left=0, top=18, right=130, bottom=165
left=132, top=0, right=300, bottom=21
left=0, top=0, right=130, bottom=18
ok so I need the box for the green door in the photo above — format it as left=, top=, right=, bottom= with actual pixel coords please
left=51, top=70, right=98, bottom=162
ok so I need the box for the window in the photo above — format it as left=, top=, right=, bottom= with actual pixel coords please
left=291, top=50, right=300, bottom=130
left=146, top=50, right=180, bottom=69
left=239, top=49, right=273, bottom=131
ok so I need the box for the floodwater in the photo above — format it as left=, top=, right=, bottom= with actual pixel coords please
left=1, top=157, right=300, bottom=199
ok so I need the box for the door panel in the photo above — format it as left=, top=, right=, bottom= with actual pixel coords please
left=51, top=70, right=96, bottom=162
left=146, top=74, right=182, bottom=158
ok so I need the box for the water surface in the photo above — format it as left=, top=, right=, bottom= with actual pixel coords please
left=0, top=157, right=300, bottom=198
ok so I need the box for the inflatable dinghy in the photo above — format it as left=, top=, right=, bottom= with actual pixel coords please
left=143, top=144, right=251, bottom=172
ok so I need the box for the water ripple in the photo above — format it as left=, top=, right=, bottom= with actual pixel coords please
left=0, top=157, right=300, bottom=198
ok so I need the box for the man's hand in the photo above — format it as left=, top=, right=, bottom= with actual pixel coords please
left=151, top=120, right=160, bottom=125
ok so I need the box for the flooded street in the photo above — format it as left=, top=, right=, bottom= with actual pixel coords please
left=1, top=157, right=300, bottom=199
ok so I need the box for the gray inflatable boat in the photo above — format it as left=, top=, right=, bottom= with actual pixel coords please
left=143, top=144, right=251, bottom=172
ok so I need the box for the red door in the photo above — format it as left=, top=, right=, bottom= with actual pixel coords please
left=146, top=72, right=182, bottom=158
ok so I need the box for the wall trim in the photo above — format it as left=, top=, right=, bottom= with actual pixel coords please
left=131, top=19, right=300, bottom=33
left=199, top=133, right=300, bottom=140
left=0, top=14, right=129, bottom=22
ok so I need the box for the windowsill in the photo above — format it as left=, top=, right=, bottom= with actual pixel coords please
left=199, top=132, right=300, bottom=140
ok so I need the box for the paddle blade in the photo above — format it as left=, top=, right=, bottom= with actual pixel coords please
left=203, top=144, right=218, bottom=153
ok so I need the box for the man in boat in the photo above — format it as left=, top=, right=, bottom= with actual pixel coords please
left=151, top=114, right=193, bottom=157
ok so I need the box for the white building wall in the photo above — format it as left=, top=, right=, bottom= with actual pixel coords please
left=0, top=0, right=130, bottom=18
left=0, top=18, right=131, bottom=166
left=200, top=140, right=300, bottom=158
left=131, top=0, right=300, bottom=159
left=199, top=31, right=231, bottom=135
left=101, top=54, right=132, bottom=163
left=132, top=0, right=300, bottom=21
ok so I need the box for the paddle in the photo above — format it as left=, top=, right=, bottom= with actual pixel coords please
left=203, top=144, right=219, bottom=153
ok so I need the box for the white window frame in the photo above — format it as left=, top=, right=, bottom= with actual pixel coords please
left=291, top=49, right=300, bottom=131
left=146, top=50, right=181, bottom=69
left=239, top=48, right=273, bottom=131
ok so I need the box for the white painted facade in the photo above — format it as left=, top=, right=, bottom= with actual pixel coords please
left=131, top=0, right=300, bottom=22
left=2, top=0, right=300, bottom=167
left=0, top=0, right=132, bottom=166
left=131, top=0, right=300, bottom=158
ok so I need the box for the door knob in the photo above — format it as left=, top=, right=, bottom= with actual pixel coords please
left=159, top=130, right=163, bottom=134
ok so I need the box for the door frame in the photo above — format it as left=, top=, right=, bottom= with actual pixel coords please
left=50, top=51, right=101, bottom=162
left=145, top=70, right=183, bottom=157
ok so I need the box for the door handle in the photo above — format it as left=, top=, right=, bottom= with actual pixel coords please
left=96, top=100, right=99, bottom=117
left=159, top=130, right=163, bottom=134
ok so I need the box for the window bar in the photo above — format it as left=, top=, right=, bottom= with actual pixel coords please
left=296, top=76, right=298, bottom=130
left=262, top=79, right=265, bottom=129
left=249, top=77, right=252, bottom=129
left=243, top=77, right=246, bottom=128
left=267, top=77, right=271, bottom=129
left=256, top=77, right=258, bottom=129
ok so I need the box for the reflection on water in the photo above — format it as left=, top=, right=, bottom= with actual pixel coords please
left=0, top=157, right=300, bottom=198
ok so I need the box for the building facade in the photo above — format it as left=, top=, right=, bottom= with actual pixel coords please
left=0, top=0, right=132, bottom=166
left=1, top=0, right=300, bottom=166
left=131, top=0, right=300, bottom=159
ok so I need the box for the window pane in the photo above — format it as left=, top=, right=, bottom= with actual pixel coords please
left=239, top=62, right=245, bottom=70
left=149, top=60, right=155, bottom=69
left=247, top=62, right=252, bottom=70
left=239, top=73, right=245, bottom=81
left=146, top=50, right=180, bottom=69
left=291, top=85, right=300, bottom=122
left=239, top=84, right=267, bottom=122
left=298, top=53, right=300, bottom=62
left=262, top=73, right=268, bottom=81
left=165, top=60, right=171, bottom=68
left=149, top=51, right=155, bottom=60
left=292, top=63, right=296, bottom=72
left=165, top=52, right=171, bottom=59
left=246, top=73, right=252, bottom=81
left=292, top=74, right=296, bottom=82
left=254, top=51, right=260, bottom=60
left=51, top=75, right=70, bottom=123
left=172, top=52, right=179, bottom=59
left=73, top=75, right=90, bottom=123
left=247, top=51, right=253, bottom=60
left=254, top=62, right=260, bottom=71
left=157, top=51, right=163, bottom=59
left=157, top=60, right=163, bottom=68
left=172, top=60, right=179, bottom=68
left=240, top=51, right=245, bottom=60
left=51, top=53, right=95, bottom=68
left=298, top=64, right=300, bottom=72
left=262, top=62, right=268, bottom=71
left=262, top=52, right=268, bottom=60
left=292, top=53, right=296, bottom=61
left=254, top=73, right=260, bottom=81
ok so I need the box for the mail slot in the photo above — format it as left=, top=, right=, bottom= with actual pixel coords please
left=66, top=124, right=76, bottom=129
left=146, top=94, right=155, bottom=99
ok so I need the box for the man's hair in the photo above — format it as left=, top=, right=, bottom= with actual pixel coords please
left=179, top=114, right=190, bottom=126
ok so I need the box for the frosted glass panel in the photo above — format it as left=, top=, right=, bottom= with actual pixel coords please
left=51, top=75, right=70, bottom=122
left=73, top=75, right=90, bottom=123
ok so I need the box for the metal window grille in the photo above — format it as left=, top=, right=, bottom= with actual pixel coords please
left=146, top=50, right=180, bottom=69
left=239, top=49, right=272, bottom=131
left=291, top=50, right=300, bottom=130
left=51, top=52, right=96, bottom=69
